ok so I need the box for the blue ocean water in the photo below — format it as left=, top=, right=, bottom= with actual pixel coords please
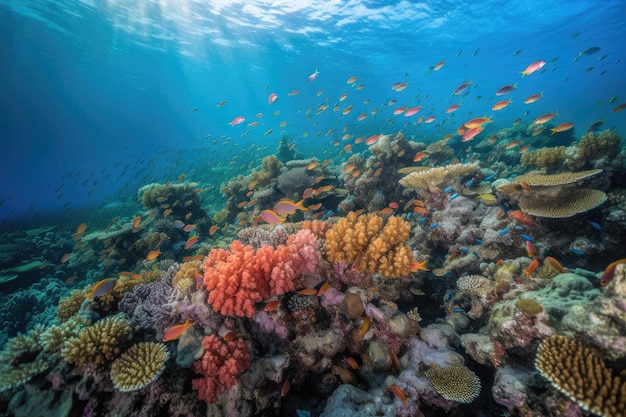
left=1, top=0, right=625, bottom=222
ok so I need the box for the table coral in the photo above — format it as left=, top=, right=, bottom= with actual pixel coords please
left=535, top=335, right=626, bottom=417
left=191, top=334, right=251, bottom=404
left=203, top=229, right=321, bottom=317
left=61, top=315, right=132, bottom=367
left=324, top=212, right=415, bottom=278
left=110, top=342, right=169, bottom=392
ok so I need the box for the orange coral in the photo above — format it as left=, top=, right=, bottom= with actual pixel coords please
left=323, top=212, right=415, bottom=278
left=301, top=219, right=331, bottom=239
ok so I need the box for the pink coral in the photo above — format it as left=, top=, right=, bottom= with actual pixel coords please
left=191, top=334, right=251, bottom=404
left=203, top=229, right=321, bottom=317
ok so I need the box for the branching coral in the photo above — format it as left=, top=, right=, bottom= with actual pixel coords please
left=110, top=342, right=169, bottom=392
left=323, top=212, right=415, bottom=278
left=61, top=315, right=132, bottom=367
left=172, top=260, right=202, bottom=292
left=191, top=334, right=251, bottom=403
left=57, top=289, right=87, bottom=322
left=578, top=129, right=621, bottom=161
left=520, top=146, right=567, bottom=172
left=535, top=335, right=626, bottom=417
left=203, top=229, right=321, bottom=317
left=425, top=364, right=481, bottom=403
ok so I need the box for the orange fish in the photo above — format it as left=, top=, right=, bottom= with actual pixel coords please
left=531, top=127, right=545, bottom=136
left=413, top=151, right=426, bottom=162
left=433, top=60, right=445, bottom=71
left=305, top=161, right=319, bottom=170
left=274, top=199, right=308, bottom=215
left=508, top=209, right=534, bottom=227
left=86, top=277, right=117, bottom=300
left=316, top=281, right=330, bottom=297
left=492, top=98, right=513, bottom=111
left=264, top=299, right=281, bottom=312
left=209, top=225, right=218, bottom=236
left=463, top=116, right=492, bottom=129
left=280, top=378, right=290, bottom=397
left=178, top=173, right=186, bottom=183
left=446, top=104, right=460, bottom=113
left=75, top=223, right=87, bottom=235
left=545, top=256, right=566, bottom=273
left=599, top=258, right=626, bottom=286
left=550, top=122, right=574, bottom=134
left=146, top=249, right=162, bottom=261
left=525, top=258, right=539, bottom=279
left=308, top=203, right=323, bottom=211
left=410, top=259, right=429, bottom=272
left=532, top=112, right=558, bottom=125
left=519, top=181, right=533, bottom=192
left=346, top=356, right=360, bottom=370
left=352, top=316, right=371, bottom=342
left=60, top=253, right=73, bottom=264
left=391, top=384, right=409, bottom=405
left=132, top=216, right=142, bottom=232
left=346, top=75, right=358, bottom=84
left=379, top=207, right=394, bottom=215
left=524, top=93, right=543, bottom=104
left=183, top=224, right=196, bottom=232
left=505, top=140, right=521, bottom=149
left=302, top=187, right=314, bottom=199
left=163, top=208, right=173, bottom=217
left=223, top=332, right=244, bottom=342
left=163, top=318, right=194, bottom=342
left=184, top=236, right=200, bottom=250
left=365, top=134, right=382, bottom=145
left=260, top=209, right=285, bottom=225
left=296, top=288, right=318, bottom=296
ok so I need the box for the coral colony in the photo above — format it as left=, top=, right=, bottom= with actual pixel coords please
left=1, top=128, right=626, bottom=417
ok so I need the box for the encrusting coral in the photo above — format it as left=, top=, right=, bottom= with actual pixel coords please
left=324, top=211, right=415, bottom=278
left=61, top=315, right=132, bottom=367
left=191, top=334, right=251, bottom=404
left=535, top=335, right=626, bottom=417
left=110, top=342, right=169, bottom=392
left=202, top=229, right=321, bottom=317
left=425, top=363, right=481, bottom=403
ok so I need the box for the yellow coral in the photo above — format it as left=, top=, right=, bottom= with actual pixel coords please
left=61, top=315, right=131, bottom=367
left=172, top=260, right=202, bottom=291
left=324, top=212, right=414, bottom=278
left=57, top=289, right=87, bottom=322
left=579, top=129, right=621, bottom=161
left=110, top=342, right=169, bottom=392
left=399, top=163, right=479, bottom=191
left=514, top=298, right=544, bottom=316
left=520, top=146, right=566, bottom=172
left=0, top=326, right=51, bottom=393
left=535, top=335, right=626, bottom=417
left=425, top=364, right=481, bottom=403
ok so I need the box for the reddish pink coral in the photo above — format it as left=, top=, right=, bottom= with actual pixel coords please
left=203, top=229, right=321, bottom=317
left=191, top=334, right=251, bottom=404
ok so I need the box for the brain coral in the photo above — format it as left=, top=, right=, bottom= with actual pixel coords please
left=110, top=342, right=169, bottom=392
left=61, top=315, right=132, bottom=367
left=535, top=335, right=625, bottom=417
left=323, top=211, right=415, bottom=278
left=425, top=364, right=481, bottom=403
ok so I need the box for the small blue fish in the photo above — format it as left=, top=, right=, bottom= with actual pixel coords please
left=465, top=179, right=474, bottom=187
left=452, top=307, right=465, bottom=313
left=483, top=174, right=495, bottom=181
left=429, top=223, right=439, bottom=229
left=417, top=217, right=427, bottom=224
left=519, top=234, right=534, bottom=242
left=514, top=225, right=524, bottom=230
left=475, top=238, right=483, bottom=244
left=587, top=220, right=601, bottom=231
left=570, top=247, right=585, bottom=255
left=443, top=290, right=455, bottom=302
left=499, top=228, right=510, bottom=236
left=472, top=251, right=480, bottom=259
left=459, top=246, right=469, bottom=252
left=444, top=186, right=453, bottom=193
left=449, top=193, right=459, bottom=200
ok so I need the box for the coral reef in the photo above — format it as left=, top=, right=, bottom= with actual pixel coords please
left=425, top=364, right=481, bottom=403
left=324, top=212, right=415, bottom=278
left=191, top=334, right=251, bottom=404
left=535, top=335, right=625, bottom=417
left=61, top=315, right=132, bottom=367
left=110, top=342, right=169, bottom=392
left=202, top=229, right=321, bottom=317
